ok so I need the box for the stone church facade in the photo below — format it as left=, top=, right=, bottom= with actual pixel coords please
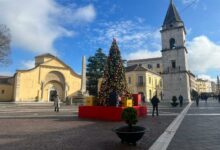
left=0, top=53, right=82, bottom=102
left=127, top=0, right=191, bottom=101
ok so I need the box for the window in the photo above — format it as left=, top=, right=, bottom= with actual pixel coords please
left=157, top=63, right=160, bottom=68
left=1, top=90, right=5, bottom=94
left=148, top=64, right=152, bottom=69
left=149, top=77, right=151, bottom=84
left=128, top=77, right=131, bottom=84
left=171, top=60, right=176, bottom=69
left=170, top=38, right=176, bottom=49
left=138, top=76, right=144, bottom=86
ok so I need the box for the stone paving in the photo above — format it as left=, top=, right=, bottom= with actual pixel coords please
left=0, top=102, right=185, bottom=150
left=168, top=99, right=220, bottom=150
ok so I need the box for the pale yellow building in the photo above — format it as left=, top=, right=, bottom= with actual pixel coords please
left=0, top=53, right=82, bottom=102
left=125, top=64, right=163, bottom=102
left=196, top=78, right=212, bottom=94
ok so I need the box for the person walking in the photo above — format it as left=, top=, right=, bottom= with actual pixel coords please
left=179, top=95, right=183, bottom=107
left=142, top=94, right=146, bottom=104
left=218, top=94, right=220, bottom=103
left=204, top=95, right=208, bottom=103
left=109, top=90, right=117, bottom=106
left=196, top=95, right=200, bottom=107
left=151, top=95, right=160, bottom=117
left=54, top=94, right=60, bottom=112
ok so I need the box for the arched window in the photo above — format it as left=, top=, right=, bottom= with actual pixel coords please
left=170, top=38, right=176, bottom=49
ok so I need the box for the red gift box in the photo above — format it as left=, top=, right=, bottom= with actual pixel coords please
left=132, top=94, right=142, bottom=106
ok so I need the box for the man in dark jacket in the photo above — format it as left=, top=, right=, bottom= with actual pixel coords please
left=179, top=95, right=183, bottom=107
left=109, top=90, right=117, bottom=106
left=151, top=95, right=160, bottom=117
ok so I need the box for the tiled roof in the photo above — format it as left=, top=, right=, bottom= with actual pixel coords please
left=0, top=76, right=14, bottom=85
left=125, top=64, right=160, bottom=76
left=126, top=64, right=148, bottom=72
left=127, top=57, right=162, bottom=63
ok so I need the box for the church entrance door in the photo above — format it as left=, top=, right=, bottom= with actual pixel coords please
left=49, top=90, right=57, bottom=101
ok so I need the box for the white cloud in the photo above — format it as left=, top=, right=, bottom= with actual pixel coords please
left=93, top=20, right=161, bottom=52
left=197, top=74, right=216, bottom=82
left=182, top=0, right=199, bottom=5
left=60, top=4, right=96, bottom=24
left=188, top=36, right=220, bottom=73
left=21, top=60, right=35, bottom=69
left=0, top=0, right=96, bottom=54
left=126, top=49, right=161, bottom=60
left=0, top=71, right=14, bottom=76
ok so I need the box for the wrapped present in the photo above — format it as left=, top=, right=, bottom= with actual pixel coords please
left=122, top=99, right=133, bottom=107
left=85, top=96, right=96, bottom=106
left=133, top=94, right=142, bottom=106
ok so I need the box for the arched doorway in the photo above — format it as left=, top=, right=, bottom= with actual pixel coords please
left=49, top=87, right=57, bottom=101
left=42, top=71, right=65, bottom=102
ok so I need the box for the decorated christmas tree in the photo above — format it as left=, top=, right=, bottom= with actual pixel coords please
left=98, top=38, right=129, bottom=106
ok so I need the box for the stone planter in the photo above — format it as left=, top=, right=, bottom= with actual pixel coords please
left=113, top=126, right=145, bottom=146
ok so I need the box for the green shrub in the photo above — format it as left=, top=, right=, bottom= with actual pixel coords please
left=171, top=96, right=178, bottom=107
left=121, top=107, right=137, bottom=128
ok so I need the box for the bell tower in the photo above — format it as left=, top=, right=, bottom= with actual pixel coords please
left=161, top=0, right=191, bottom=102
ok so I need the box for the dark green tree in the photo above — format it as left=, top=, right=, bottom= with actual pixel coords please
left=98, top=39, right=129, bottom=105
left=86, top=48, right=107, bottom=96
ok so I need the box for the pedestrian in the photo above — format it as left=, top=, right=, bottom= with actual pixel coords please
left=142, top=94, right=146, bottom=104
left=117, top=94, right=121, bottom=107
left=179, top=95, right=183, bottom=107
left=109, top=89, right=117, bottom=106
left=54, top=94, right=60, bottom=112
left=204, top=95, right=208, bottom=103
left=151, top=95, right=160, bottom=117
left=218, top=94, right=220, bottom=103
left=196, top=95, right=200, bottom=107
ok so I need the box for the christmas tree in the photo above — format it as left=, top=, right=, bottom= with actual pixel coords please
left=98, top=38, right=129, bottom=106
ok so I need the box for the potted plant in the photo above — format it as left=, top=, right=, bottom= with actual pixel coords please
left=171, top=96, right=179, bottom=107
left=113, top=107, right=145, bottom=146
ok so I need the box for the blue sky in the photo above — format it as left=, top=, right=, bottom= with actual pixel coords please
left=0, top=0, right=220, bottom=81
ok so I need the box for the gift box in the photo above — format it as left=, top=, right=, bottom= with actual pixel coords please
left=133, top=94, right=142, bottom=106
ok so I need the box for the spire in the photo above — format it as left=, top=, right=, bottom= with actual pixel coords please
left=113, top=37, right=117, bottom=44
left=163, top=0, right=183, bottom=27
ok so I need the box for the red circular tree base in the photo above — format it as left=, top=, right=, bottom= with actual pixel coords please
left=78, top=106, right=147, bottom=121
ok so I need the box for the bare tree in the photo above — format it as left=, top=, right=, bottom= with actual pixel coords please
left=0, top=24, right=11, bottom=66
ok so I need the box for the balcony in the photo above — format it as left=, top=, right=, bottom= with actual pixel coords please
left=136, top=82, right=145, bottom=87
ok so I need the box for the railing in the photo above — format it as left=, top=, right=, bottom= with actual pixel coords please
left=136, top=82, right=145, bottom=87
left=163, top=66, right=182, bottom=73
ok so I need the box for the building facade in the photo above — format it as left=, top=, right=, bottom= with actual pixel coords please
left=196, top=79, right=212, bottom=94
left=161, top=0, right=191, bottom=101
left=211, top=81, right=217, bottom=94
left=0, top=54, right=82, bottom=102
left=125, top=64, right=162, bottom=102
left=127, top=0, right=191, bottom=101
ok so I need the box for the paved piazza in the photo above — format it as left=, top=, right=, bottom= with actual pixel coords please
left=168, top=99, right=220, bottom=150
left=0, top=100, right=219, bottom=150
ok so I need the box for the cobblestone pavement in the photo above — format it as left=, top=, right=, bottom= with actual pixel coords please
left=168, top=99, right=220, bottom=150
left=0, top=102, right=185, bottom=150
